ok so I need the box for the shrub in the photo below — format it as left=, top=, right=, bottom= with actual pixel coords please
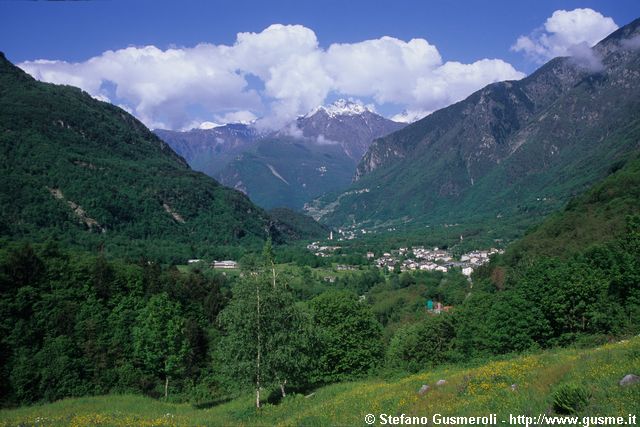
left=386, top=314, right=457, bottom=372
left=552, top=383, right=591, bottom=414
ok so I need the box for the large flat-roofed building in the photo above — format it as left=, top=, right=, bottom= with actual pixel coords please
left=212, top=260, right=238, bottom=269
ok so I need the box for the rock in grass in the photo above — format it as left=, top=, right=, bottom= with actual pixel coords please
left=619, top=374, right=640, bottom=386
left=436, top=379, right=446, bottom=386
left=418, top=385, right=430, bottom=395
left=511, top=384, right=518, bottom=391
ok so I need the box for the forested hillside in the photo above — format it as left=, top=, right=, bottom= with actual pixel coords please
left=2, top=171, right=638, bottom=407
left=0, top=53, right=322, bottom=262
left=501, top=154, right=640, bottom=262
left=470, top=154, right=640, bottom=350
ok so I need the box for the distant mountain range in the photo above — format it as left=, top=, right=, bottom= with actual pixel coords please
left=0, top=52, right=323, bottom=262
left=290, top=99, right=406, bottom=162
left=155, top=123, right=259, bottom=178
left=155, top=100, right=404, bottom=210
left=306, top=18, right=640, bottom=237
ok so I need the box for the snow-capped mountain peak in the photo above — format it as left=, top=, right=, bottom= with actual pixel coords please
left=307, top=99, right=373, bottom=118
left=198, top=121, right=224, bottom=130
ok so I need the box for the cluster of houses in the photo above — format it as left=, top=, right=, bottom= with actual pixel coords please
left=305, top=236, right=504, bottom=278
left=326, top=224, right=381, bottom=241
left=333, top=228, right=370, bottom=241
left=372, top=246, right=503, bottom=276
left=188, top=244, right=502, bottom=281
left=459, top=249, right=502, bottom=276
left=336, top=264, right=357, bottom=271
left=374, top=247, right=451, bottom=273
left=306, top=241, right=342, bottom=257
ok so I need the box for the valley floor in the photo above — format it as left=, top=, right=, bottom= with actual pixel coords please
left=1, top=338, right=639, bottom=426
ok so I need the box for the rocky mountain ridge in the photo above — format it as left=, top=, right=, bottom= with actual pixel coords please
left=309, top=18, right=640, bottom=235
left=293, top=99, right=405, bottom=161
left=154, top=123, right=259, bottom=177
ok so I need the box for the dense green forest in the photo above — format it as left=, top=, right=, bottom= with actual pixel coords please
left=0, top=240, right=380, bottom=406
left=267, top=208, right=329, bottom=241
left=1, top=205, right=638, bottom=407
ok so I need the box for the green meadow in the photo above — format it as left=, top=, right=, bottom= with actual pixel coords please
left=2, top=337, right=638, bottom=427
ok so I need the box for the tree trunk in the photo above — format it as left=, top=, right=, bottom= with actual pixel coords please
left=271, top=262, right=276, bottom=289
left=256, top=281, right=262, bottom=409
left=164, top=375, right=169, bottom=400
left=280, top=380, right=287, bottom=398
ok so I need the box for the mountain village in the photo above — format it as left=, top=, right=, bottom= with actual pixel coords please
left=307, top=240, right=503, bottom=277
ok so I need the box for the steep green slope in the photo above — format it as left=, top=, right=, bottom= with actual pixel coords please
left=268, top=207, right=329, bottom=240
left=311, top=18, right=640, bottom=238
left=0, top=53, right=311, bottom=261
left=501, top=154, right=640, bottom=263
left=467, top=152, right=640, bottom=339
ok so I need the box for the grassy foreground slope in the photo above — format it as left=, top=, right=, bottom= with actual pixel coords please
left=2, top=338, right=638, bottom=426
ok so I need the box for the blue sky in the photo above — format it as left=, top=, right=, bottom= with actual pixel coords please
left=2, top=0, right=639, bottom=129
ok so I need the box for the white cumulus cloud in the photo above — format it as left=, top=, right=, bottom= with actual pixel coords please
left=325, top=37, right=442, bottom=105
left=325, top=37, right=523, bottom=117
left=511, top=8, right=618, bottom=63
left=412, top=58, right=525, bottom=113
left=20, top=24, right=525, bottom=130
left=214, top=110, right=257, bottom=125
left=621, top=35, right=640, bottom=50
left=20, top=44, right=262, bottom=130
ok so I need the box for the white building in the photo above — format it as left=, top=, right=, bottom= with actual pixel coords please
left=212, top=260, right=238, bottom=269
